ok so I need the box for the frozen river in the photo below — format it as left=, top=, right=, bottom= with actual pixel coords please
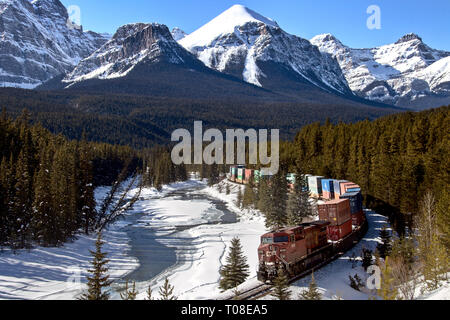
left=121, top=185, right=238, bottom=283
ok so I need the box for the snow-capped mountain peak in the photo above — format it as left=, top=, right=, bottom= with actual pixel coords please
left=179, top=5, right=350, bottom=93
left=395, top=33, right=422, bottom=44
left=171, top=27, right=187, bottom=41
left=311, top=33, right=450, bottom=108
left=180, top=4, right=278, bottom=50
left=63, top=23, right=198, bottom=85
left=0, top=0, right=108, bottom=88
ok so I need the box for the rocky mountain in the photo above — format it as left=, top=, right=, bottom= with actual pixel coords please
left=310, top=33, right=450, bottom=109
left=63, top=23, right=202, bottom=85
left=49, top=22, right=294, bottom=101
left=171, top=27, right=187, bottom=41
left=179, top=5, right=352, bottom=95
left=44, top=20, right=387, bottom=107
left=0, top=0, right=109, bottom=88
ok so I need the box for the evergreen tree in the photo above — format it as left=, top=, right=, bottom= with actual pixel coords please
left=12, top=149, right=33, bottom=248
left=376, top=226, right=392, bottom=259
left=225, top=183, right=231, bottom=195
left=78, top=138, right=97, bottom=235
left=120, top=281, right=138, bottom=300
left=361, top=248, right=373, bottom=271
left=219, top=237, right=250, bottom=291
left=236, top=187, right=243, bottom=209
left=262, top=172, right=288, bottom=230
left=208, top=163, right=219, bottom=186
left=145, top=286, right=153, bottom=300
left=271, top=268, right=291, bottom=300
left=32, top=147, right=56, bottom=245
left=158, top=278, right=177, bottom=300
left=286, top=172, right=312, bottom=226
left=299, top=272, right=322, bottom=300
left=242, top=179, right=256, bottom=209
left=80, top=232, right=112, bottom=300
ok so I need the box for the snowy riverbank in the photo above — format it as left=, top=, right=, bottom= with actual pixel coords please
left=0, top=177, right=447, bottom=300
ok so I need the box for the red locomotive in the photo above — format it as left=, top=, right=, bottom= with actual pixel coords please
left=257, top=185, right=367, bottom=283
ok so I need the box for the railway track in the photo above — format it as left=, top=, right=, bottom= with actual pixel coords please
left=228, top=220, right=368, bottom=300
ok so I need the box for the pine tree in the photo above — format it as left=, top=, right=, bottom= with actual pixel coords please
left=376, top=226, right=392, bottom=259
left=80, top=232, right=112, bottom=300
left=242, top=179, right=256, bottom=209
left=145, top=286, right=153, bottom=300
left=236, top=187, right=243, bottom=209
left=219, top=237, right=250, bottom=291
left=286, top=172, right=312, bottom=226
left=361, top=248, right=373, bottom=271
left=299, top=272, right=322, bottom=300
left=78, top=138, right=97, bottom=235
left=32, top=147, right=56, bottom=246
left=225, top=183, right=231, bottom=195
left=120, top=280, right=138, bottom=300
left=271, top=268, right=291, bottom=300
left=12, top=149, right=33, bottom=248
left=208, top=163, right=219, bottom=186
left=158, top=277, right=177, bottom=300
left=260, top=172, right=288, bottom=230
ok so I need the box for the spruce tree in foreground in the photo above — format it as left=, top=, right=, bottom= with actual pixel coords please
left=286, top=172, right=312, bottom=226
left=80, top=232, right=112, bottom=300
left=376, top=226, right=392, bottom=259
left=300, top=272, right=322, bottom=300
left=219, top=237, right=250, bottom=291
left=271, top=268, right=291, bottom=300
left=159, top=277, right=177, bottom=300
left=120, top=280, right=138, bottom=300
left=145, top=286, right=153, bottom=300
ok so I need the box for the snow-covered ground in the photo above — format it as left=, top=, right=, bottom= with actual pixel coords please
left=130, top=179, right=267, bottom=300
left=0, top=177, right=448, bottom=300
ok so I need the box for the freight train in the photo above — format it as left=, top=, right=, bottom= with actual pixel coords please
left=227, top=167, right=367, bottom=282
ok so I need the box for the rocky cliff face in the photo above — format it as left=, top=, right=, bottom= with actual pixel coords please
left=311, top=33, right=450, bottom=108
left=179, top=5, right=351, bottom=95
left=63, top=23, right=200, bottom=85
left=0, top=0, right=109, bottom=88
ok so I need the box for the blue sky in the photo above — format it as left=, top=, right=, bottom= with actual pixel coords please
left=60, top=0, right=450, bottom=50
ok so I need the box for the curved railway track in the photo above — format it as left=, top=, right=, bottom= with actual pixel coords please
left=227, top=220, right=369, bottom=300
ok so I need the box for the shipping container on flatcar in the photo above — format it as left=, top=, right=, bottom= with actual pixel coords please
left=308, top=176, right=324, bottom=197
left=254, top=170, right=261, bottom=184
left=318, top=198, right=351, bottom=226
left=333, top=180, right=348, bottom=199
left=321, top=179, right=335, bottom=200
left=229, top=166, right=237, bottom=182
left=351, top=210, right=365, bottom=227
left=327, top=219, right=352, bottom=241
left=340, top=182, right=360, bottom=195
left=244, top=169, right=254, bottom=184
left=339, top=192, right=363, bottom=213
left=236, top=167, right=245, bottom=183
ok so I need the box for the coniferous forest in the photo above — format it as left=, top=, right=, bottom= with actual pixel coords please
left=0, top=109, right=185, bottom=249
left=282, top=106, right=449, bottom=233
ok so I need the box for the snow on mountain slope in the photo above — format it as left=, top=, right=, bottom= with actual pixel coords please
left=0, top=0, right=108, bottom=88
left=311, top=33, right=450, bottom=108
left=171, top=27, right=187, bottom=41
left=179, top=5, right=350, bottom=94
left=63, top=23, right=198, bottom=85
